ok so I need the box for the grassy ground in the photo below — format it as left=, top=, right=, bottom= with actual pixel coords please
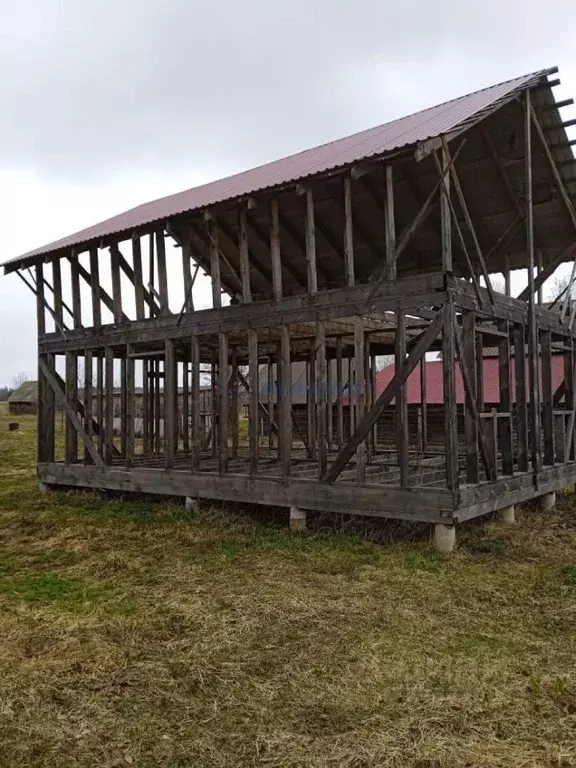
left=1, top=404, right=576, bottom=766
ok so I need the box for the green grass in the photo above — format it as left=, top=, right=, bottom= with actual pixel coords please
left=1, top=402, right=576, bottom=766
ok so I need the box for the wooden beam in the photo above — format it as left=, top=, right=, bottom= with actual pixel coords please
left=514, top=324, right=529, bottom=472
left=126, top=346, right=135, bottom=467
left=155, top=229, right=170, bottom=313
left=109, top=246, right=123, bottom=324
left=238, top=206, right=252, bottom=303
left=35, top=264, right=46, bottom=336
left=84, top=350, right=93, bottom=465
left=395, top=309, right=409, bottom=485
left=132, top=236, right=146, bottom=321
left=218, top=332, right=228, bottom=473
left=270, top=198, right=283, bottom=301
left=278, top=326, right=292, bottom=476
left=248, top=330, right=259, bottom=474
left=209, top=219, right=222, bottom=309
left=343, top=175, right=355, bottom=287
left=443, top=297, right=459, bottom=489
left=190, top=336, right=201, bottom=471
left=65, top=351, right=78, bottom=464
left=52, top=259, right=63, bottom=327
left=305, top=189, right=318, bottom=294
left=79, top=252, right=125, bottom=323
left=165, top=338, right=176, bottom=469
left=525, top=90, right=541, bottom=475
left=316, top=321, right=328, bottom=477
left=336, top=337, right=344, bottom=446
left=105, top=347, right=114, bottom=464
left=322, top=310, right=444, bottom=483
left=69, top=252, right=82, bottom=328
left=440, top=145, right=452, bottom=272
left=385, top=165, right=396, bottom=280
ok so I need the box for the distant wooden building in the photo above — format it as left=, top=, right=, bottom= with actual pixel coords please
left=8, top=381, right=38, bottom=415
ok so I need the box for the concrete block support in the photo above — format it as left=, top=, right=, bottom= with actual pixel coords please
left=38, top=481, right=50, bottom=494
left=289, top=507, right=307, bottom=533
left=539, top=492, right=556, bottom=513
left=498, top=505, right=516, bottom=525
left=434, top=523, right=456, bottom=553
left=185, top=496, right=199, bottom=512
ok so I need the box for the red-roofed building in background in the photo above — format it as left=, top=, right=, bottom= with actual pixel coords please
left=374, top=354, right=565, bottom=404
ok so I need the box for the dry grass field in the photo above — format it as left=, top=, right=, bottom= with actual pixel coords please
left=1, top=402, right=576, bottom=767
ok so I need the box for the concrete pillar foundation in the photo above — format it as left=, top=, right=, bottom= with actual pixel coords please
left=185, top=497, right=199, bottom=512
left=434, top=523, right=456, bottom=553
left=38, top=481, right=50, bottom=494
left=539, top=492, right=556, bottom=513
left=498, top=505, right=516, bottom=525
left=289, top=507, right=307, bottom=533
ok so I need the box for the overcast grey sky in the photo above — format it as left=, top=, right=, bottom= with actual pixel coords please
left=1, top=0, right=575, bottom=385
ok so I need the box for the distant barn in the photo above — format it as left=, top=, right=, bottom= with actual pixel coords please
left=8, top=381, right=38, bottom=415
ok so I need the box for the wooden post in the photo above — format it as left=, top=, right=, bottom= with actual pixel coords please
left=142, top=360, right=150, bottom=454
left=182, top=236, right=194, bottom=313
left=443, top=298, right=458, bottom=489
left=182, top=361, right=190, bottom=454
left=327, top=345, right=334, bottom=450
left=316, top=321, right=327, bottom=477
left=270, top=198, right=283, bottom=301
left=354, top=316, right=366, bottom=482
left=499, top=320, right=513, bottom=475
left=305, top=189, right=318, bottom=294
left=343, top=175, right=355, bottom=287
left=385, top=164, right=396, bottom=279
left=248, top=330, right=259, bottom=473
left=218, top=333, right=228, bottom=473
left=541, top=329, right=554, bottom=465
left=126, top=345, right=135, bottom=467
left=120, top=356, right=127, bottom=457
left=84, top=350, right=93, bottom=465
left=395, top=310, right=409, bottom=485
left=278, top=326, right=292, bottom=476
left=96, top=353, right=104, bottom=458
left=70, top=251, right=82, bottom=328
left=462, top=310, right=479, bottom=483
left=165, top=338, right=176, bottom=469
left=38, top=353, right=55, bottom=463
left=514, top=324, right=529, bottom=472
left=35, top=264, right=46, bottom=336
left=191, top=336, right=201, bottom=471
left=441, top=145, right=452, bottom=272
left=132, top=236, right=146, bottom=321
left=267, top=358, right=275, bottom=452
left=209, top=218, right=222, bottom=309
left=65, top=351, right=78, bottom=464
left=307, top=339, right=317, bottom=460
left=52, top=259, right=63, bottom=328
left=525, top=89, right=541, bottom=476
left=156, top=229, right=169, bottom=314
left=89, top=247, right=102, bottom=328
left=104, top=347, right=114, bottom=464
left=336, top=337, right=344, bottom=447
left=231, top=351, right=239, bottom=458
left=420, top=357, right=428, bottom=454
left=238, top=206, right=252, bottom=303
left=110, top=247, right=123, bottom=325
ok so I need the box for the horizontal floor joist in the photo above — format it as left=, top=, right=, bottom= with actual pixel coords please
left=39, top=462, right=457, bottom=524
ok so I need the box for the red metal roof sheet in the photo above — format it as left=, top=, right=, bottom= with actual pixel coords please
left=1, top=67, right=555, bottom=271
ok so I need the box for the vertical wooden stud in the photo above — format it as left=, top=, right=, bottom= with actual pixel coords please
left=191, top=336, right=201, bottom=471
left=354, top=317, right=366, bottom=482
left=218, top=333, right=229, bottom=473
left=132, top=236, right=145, bottom=320
left=248, top=330, right=259, bottom=473
left=278, top=326, right=292, bottom=476
left=305, top=189, right=318, bottom=294
left=343, top=176, right=355, bottom=287
left=104, top=347, right=114, bottom=464
left=165, top=338, right=176, bottom=469
left=156, top=228, right=169, bottom=314
left=89, top=247, right=102, bottom=328
left=385, top=164, right=396, bottom=279
left=238, top=206, right=251, bottom=303
left=270, top=198, right=283, bottom=301
left=395, top=310, right=409, bottom=485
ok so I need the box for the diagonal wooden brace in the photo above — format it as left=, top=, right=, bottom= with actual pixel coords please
left=39, top=358, right=104, bottom=466
left=322, top=310, right=444, bottom=483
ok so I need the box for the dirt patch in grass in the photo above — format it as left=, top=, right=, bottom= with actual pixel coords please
left=1, top=403, right=576, bottom=766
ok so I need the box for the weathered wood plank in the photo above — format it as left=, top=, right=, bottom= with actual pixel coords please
left=156, top=229, right=170, bottom=314
left=316, top=321, right=328, bottom=477
left=126, top=346, right=135, bottom=467
left=110, top=247, right=123, bottom=325
left=84, top=350, right=94, bottom=465
left=514, top=324, right=529, bottom=472
left=105, top=348, right=115, bottom=464
left=395, top=310, right=409, bottom=485
left=270, top=198, right=283, bottom=301
left=89, top=247, right=102, bottom=328
left=443, top=298, right=458, bottom=489
left=305, top=189, right=318, bottom=294
left=278, top=326, right=292, bottom=476
left=248, top=330, right=259, bottom=474
left=165, top=338, right=176, bottom=469
left=218, top=332, right=228, bottom=473
left=191, top=336, right=201, bottom=471
left=343, top=175, right=355, bottom=287
left=238, top=206, right=251, bottom=303
left=65, top=351, right=78, bottom=464
left=132, top=236, right=146, bottom=320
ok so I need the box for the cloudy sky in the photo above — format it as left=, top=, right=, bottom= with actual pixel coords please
left=1, top=0, right=575, bottom=385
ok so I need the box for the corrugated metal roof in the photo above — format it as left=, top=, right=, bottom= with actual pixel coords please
left=2, top=67, right=556, bottom=271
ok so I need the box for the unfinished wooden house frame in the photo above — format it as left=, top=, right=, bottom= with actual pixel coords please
left=4, top=66, right=576, bottom=544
